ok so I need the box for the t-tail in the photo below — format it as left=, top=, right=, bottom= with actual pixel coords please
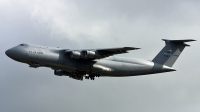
left=152, top=39, right=196, bottom=67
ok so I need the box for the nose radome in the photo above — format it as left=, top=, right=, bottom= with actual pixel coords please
left=5, top=49, right=9, bottom=56
left=5, top=49, right=12, bottom=57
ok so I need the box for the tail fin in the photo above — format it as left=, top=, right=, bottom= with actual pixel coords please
left=152, top=39, right=196, bottom=67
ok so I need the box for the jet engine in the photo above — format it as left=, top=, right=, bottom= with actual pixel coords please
left=70, top=51, right=81, bottom=59
left=54, top=70, right=70, bottom=76
left=85, top=51, right=96, bottom=58
left=85, top=51, right=101, bottom=59
left=70, top=50, right=101, bottom=59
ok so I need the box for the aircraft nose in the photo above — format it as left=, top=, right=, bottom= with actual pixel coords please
left=5, top=46, right=27, bottom=60
left=5, top=49, right=12, bottom=57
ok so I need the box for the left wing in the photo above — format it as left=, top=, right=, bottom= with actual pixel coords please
left=95, top=47, right=140, bottom=58
left=65, top=47, right=140, bottom=59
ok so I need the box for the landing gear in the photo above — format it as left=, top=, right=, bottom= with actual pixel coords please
left=85, top=76, right=89, bottom=79
left=84, top=73, right=100, bottom=80
left=73, top=66, right=100, bottom=80
left=90, top=77, right=95, bottom=80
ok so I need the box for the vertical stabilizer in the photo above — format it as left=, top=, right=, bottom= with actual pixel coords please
left=152, top=39, right=196, bottom=67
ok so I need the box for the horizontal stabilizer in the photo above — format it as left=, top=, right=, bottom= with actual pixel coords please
left=162, top=39, right=196, bottom=46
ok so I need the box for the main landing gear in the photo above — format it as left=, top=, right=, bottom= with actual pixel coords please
left=76, top=66, right=100, bottom=80
left=84, top=73, right=100, bottom=80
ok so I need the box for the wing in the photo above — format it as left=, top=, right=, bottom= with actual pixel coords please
left=96, top=47, right=140, bottom=58
left=65, top=47, right=140, bottom=59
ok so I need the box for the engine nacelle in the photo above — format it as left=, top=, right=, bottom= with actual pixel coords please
left=70, top=51, right=81, bottom=59
left=54, top=70, right=70, bottom=76
left=85, top=51, right=96, bottom=58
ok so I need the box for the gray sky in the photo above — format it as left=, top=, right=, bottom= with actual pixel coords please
left=0, top=0, right=200, bottom=112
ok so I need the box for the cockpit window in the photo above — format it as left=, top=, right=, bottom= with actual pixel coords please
left=19, top=44, right=25, bottom=46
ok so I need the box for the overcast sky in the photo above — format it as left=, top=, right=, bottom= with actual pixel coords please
left=0, top=0, right=200, bottom=112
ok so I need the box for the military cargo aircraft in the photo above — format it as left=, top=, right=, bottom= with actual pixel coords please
left=5, top=39, right=196, bottom=81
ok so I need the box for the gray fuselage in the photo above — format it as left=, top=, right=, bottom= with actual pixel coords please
left=5, top=44, right=175, bottom=77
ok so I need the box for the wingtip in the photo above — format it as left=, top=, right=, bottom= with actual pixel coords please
left=124, top=47, right=141, bottom=50
left=191, top=39, right=197, bottom=41
left=134, top=47, right=141, bottom=50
